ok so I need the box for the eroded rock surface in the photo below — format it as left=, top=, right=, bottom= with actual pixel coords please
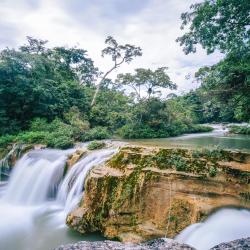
left=67, top=147, right=250, bottom=243
left=210, top=237, right=250, bottom=249
left=55, top=238, right=195, bottom=250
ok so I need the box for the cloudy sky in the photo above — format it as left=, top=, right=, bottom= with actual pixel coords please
left=0, top=0, right=222, bottom=95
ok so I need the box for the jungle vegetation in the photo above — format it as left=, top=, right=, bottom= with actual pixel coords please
left=0, top=0, right=249, bottom=148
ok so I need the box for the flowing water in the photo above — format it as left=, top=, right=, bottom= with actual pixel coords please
left=0, top=126, right=249, bottom=250
left=176, top=207, right=250, bottom=249
left=0, top=147, right=116, bottom=250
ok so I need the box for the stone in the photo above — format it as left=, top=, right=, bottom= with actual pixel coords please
left=54, top=238, right=195, bottom=250
left=66, top=147, right=250, bottom=243
left=67, top=149, right=87, bottom=168
left=210, top=237, right=250, bottom=249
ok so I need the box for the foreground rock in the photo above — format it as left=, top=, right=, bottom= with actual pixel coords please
left=55, top=238, right=195, bottom=250
left=55, top=237, right=250, bottom=250
left=210, top=237, right=250, bottom=249
left=67, top=147, right=250, bottom=242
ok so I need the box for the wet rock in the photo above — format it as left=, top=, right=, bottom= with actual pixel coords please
left=54, top=238, right=195, bottom=250
left=67, top=149, right=86, bottom=168
left=210, top=237, right=250, bottom=249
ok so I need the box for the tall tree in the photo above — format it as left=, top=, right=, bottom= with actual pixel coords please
left=91, top=36, right=142, bottom=106
left=116, top=67, right=176, bottom=100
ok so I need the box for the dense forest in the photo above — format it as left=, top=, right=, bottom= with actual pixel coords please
left=0, top=0, right=249, bottom=149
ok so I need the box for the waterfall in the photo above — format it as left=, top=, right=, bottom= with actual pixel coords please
left=57, top=149, right=116, bottom=213
left=0, top=144, right=28, bottom=181
left=1, top=147, right=116, bottom=209
left=2, top=149, right=70, bottom=205
left=0, top=146, right=116, bottom=250
left=176, top=208, right=250, bottom=250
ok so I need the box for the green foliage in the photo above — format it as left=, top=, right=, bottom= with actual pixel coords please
left=2, top=30, right=248, bottom=149
left=0, top=118, right=74, bottom=149
left=0, top=38, right=95, bottom=135
left=176, top=0, right=250, bottom=123
left=192, top=147, right=229, bottom=162
left=209, top=166, right=217, bottom=177
left=0, top=135, right=16, bottom=147
left=116, top=67, right=176, bottom=100
left=81, top=127, right=111, bottom=141
left=188, top=125, right=213, bottom=133
left=117, top=97, right=213, bottom=139
left=89, top=87, right=131, bottom=130
left=87, top=141, right=106, bottom=150
left=229, top=125, right=250, bottom=135
left=91, top=36, right=142, bottom=106
left=47, top=135, right=74, bottom=149
left=177, top=0, right=250, bottom=54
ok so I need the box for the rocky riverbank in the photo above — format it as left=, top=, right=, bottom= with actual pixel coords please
left=55, top=237, right=250, bottom=250
left=66, top=146, right=250, bottom=242
left=55, top=238, right=195, bottom=250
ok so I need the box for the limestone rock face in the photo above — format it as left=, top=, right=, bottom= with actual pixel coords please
left=55, top=238, right=195, bottom=250
left=67, top=147, right=250, bottom=243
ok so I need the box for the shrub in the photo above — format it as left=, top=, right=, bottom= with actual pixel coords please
left=188, top=124, right=214, bottom=133
left=118, top=124, right=169, bottom=139
left=87, top=141, right=106, bottom=150
left=81, top=127, right=110, bottom=141
left=0, top=119, right=75, bottom=149
left=0, top=134, right=16, bottom=147
left=15, top=131, right=49, bottom=144
left=30, top=118, right=50, bottom=132
left=229, top=125, right=250, bottom=135
left=46, top=135, right=74, bottom=149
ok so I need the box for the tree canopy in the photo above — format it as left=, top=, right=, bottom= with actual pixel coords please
left=176, top=0, right=250, bottom=54
left=116, top=67, right=176, bottom=100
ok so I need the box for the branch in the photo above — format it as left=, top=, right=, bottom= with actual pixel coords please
left=90, top=57, right=125, bottom=106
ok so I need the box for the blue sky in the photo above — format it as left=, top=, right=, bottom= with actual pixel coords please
left=0, top=0, right=222, bottom=95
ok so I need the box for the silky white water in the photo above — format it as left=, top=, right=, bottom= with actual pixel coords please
left=0, top=147, right=116, bottom=250
left=57, top=149, right=116, bottom=213
left=176, top=208, right=250, bottom=249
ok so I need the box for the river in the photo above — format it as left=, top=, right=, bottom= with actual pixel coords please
left=126, top=124, right=250, bottom=152
left=0, top=125, right=249, bottom=250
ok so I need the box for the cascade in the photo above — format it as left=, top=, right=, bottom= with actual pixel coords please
left=57, top=148, right=116, bottom=213
left=176, top=208, right=250, bottom=250
left=3, top=149, right=70, bottom=205
left=0, top=146, right=116, bottom=250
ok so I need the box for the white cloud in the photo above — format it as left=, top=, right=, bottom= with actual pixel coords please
left=0, top=0, right=223, bottom=94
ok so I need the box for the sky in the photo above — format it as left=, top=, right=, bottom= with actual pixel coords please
left=0, top=0, right=223, bottom=95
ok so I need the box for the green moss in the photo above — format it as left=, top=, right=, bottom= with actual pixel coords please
left=240, top=192, right=250, bottom=201
left=209, top=166, right=217, bottom=177
left=223, top=168, right=249, bottom=184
